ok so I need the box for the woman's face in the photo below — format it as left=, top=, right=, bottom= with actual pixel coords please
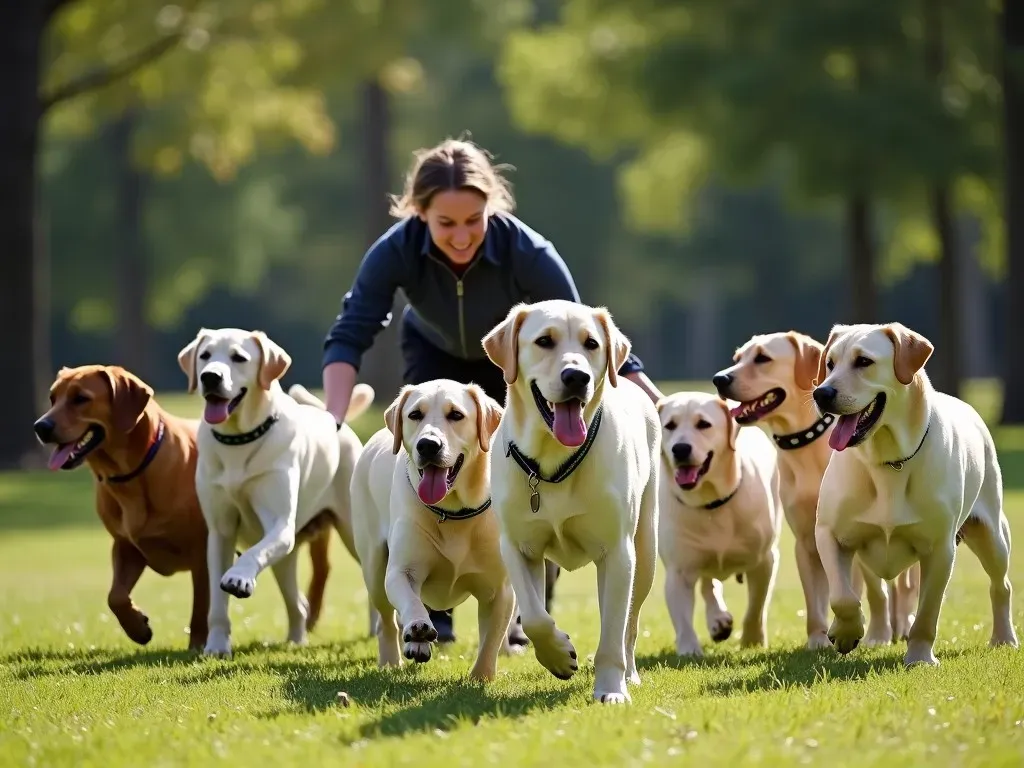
left=419, top=189, right=488, bottom=265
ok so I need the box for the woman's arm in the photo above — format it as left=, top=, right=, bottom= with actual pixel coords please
left=322, top=230, right=405, bottom=424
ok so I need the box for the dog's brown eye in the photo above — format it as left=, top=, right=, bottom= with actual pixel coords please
left=230, top=353, right=247, bottom=364
left=447, top=411, right=465, bottom=422
left=854, top=356, right=874, bottom=368
left=696, top=419, right=711, bottom=430
left=826, top=359, right=835, bottom=371
left=535, top=335, right=554, bottom=349
left=583, top=337, right=599, bottom=351
left=664, top=421, right=676, bottom=431
left=72, top=393, right=89, bottom=406
left=407, top=409, right=423, bottom=421
left=199, top=350, right=211, bottom=361
left=754, top=353, right=772, bottom=364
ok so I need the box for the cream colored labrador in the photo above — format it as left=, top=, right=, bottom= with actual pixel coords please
left=812, top=322, right=1018, bottom=666
left=349, top=379, right=516, bottom=681
left=713, top=331, right=919, bottom=648
left=177, top=327, right=370, bottom=658
left=657, top=391, right=783, bottom=656
left=482, top=299, right=660, bottom=705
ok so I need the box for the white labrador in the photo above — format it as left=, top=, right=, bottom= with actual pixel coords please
left=813, top=322, right=1018, bottom=666
left=713, top=331, right=919, bottom=648
left=482, top=299, right=660, bottom=705
left=177, top=327, right=371, bottom=658
left=349, top=379, right=515, bottom=680
left=657, top=391, right=783, bottom=656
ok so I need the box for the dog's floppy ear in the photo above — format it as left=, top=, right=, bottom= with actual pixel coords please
left=814, top=324, right=849, bottom=387
left=717, top=399, right=738, bottom=451
left=483, top=304, right=528, bottom=385
left=102, top=366, right=154, bottom=434
left=252, top=331, right=292, bottom=390
left=786, top=331, right=825, bottom=392
left=594, top=307, right=631, bottom=388
left=467, top=384, right=504, bottom=452
left=384, top=386, right=413, bottom=455
left=177, top=329, right=210, bottom=394
left=883, top=323, right=934, bottom=386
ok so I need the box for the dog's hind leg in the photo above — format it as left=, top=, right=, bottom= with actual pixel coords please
left=365, top=541, right=400, bottom=667
left=470, top=580, right=516, bottom=681
left=271, top=548, right=309, bottom=645
left=740, top=545, right=778, bottom=649
left=626, top=480, right=658, bottom=685
left=960, top=510, right=1018, bottom=648
left=305, top=532, right=330, bottom=632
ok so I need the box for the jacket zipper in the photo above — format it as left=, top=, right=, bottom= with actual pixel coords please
left=428, top=252, right=482, bottom=358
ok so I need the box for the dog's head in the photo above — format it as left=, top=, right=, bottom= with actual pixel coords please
left=482, top=299, right=630, bottom=448
left=33, top=365, right=153, bottom=471
left=384, top=379, right=503, bottom=506
left=656, top=391, right=737, bottom=491
left=811, top=322, right=933, bottom=451
left=177, top=327, right=291, bottom=425
left=713, top=331, right=824, bottom=425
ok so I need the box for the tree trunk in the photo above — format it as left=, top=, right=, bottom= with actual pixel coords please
left=0, top=7, right=48, bottom=469
left=1001, top=0, right=1024, bottom=424
left=846, top=194, right=878, bottom=323
left=923, top=0, right=962, bottom=397
left=108, top=107, right=151, bottom=379
left=356, top=78, right=404, bottom=399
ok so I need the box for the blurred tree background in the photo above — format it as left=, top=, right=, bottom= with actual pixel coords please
left=0, top=0, right=1019, bottom=467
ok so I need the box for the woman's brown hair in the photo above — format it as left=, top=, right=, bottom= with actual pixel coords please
left=388, top=137, right=516, bottom=218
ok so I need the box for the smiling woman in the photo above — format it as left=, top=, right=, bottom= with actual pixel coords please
left=319, top=136, right=665, bottom=648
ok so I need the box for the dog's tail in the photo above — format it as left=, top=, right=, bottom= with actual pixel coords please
left=288, top=382, right=375, bottom=422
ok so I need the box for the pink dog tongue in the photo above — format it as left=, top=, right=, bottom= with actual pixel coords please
left=204, top=398, right=230, bottom=425
left=675, top=465, right=701, bottom=486
left=553, top=400, right=586, bottom=447
left=417, top=466, right=449, bottom=505
left=48, top=444, right=75, bottom=471
left=829, top=414, right=860, bottom=451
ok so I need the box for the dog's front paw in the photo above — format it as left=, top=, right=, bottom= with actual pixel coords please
left=596, top=691, right=630, bottom=705
left=402, top=619, right=438, bottom=645
left=676, top=637, right=704, bottom=658
left=404, top=641, right=432, bottom=663
left=220, top=567, right=256, bottom=599
left=904, top=639, right=939, bottom=667
left=531, top=627, right=578, bottom=680
left=806, top=631, right=832, bottom=651
left=863, top=619, right=894, bottom=647
left=125, top=613, right=153, bottom=646
left=827, top=600, right=865, bottom=655
left=708, top=612, right=733, bottom=643
left=204, top=628, right=232, bottom=658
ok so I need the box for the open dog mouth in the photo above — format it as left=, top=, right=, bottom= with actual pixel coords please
left=203, top=388, right=247, bottom=425
left=416, top=453, right=465, bottom=505
left=674, top=451, right=713, bottom=490
left=730, top=388, right=786, bottom=425
left=828, top=393, right=885, bottom=451
left=47, top=425, right=106, bottom=471
left=531, top=380, right=588, bottom=448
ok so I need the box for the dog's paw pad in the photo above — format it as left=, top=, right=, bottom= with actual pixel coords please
left=404, top=641, right=432, bottom=663
left=710, top=613, right=733, bottom=642
left=220, top=573, right=255, bottom=599
left=533, top=629, right=578, bottom=680
left=403, top=620, right=438, bottom=645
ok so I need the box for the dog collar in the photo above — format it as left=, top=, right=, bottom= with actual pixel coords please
left=103, top=420, right=166, bottom=484
left=504, top=404, right=604, bottom=514
left=212, top=414, right=278, bottom=446
left=772, top=413, right=835, bottom=450
left=406, top=475, right=492, bottom=522
left=678, top=474, right=741, bottom=511
left=884, top=424, right=930, bottom=471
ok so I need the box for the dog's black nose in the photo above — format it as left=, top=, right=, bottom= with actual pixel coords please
left=33, top=417, right=55, bottom=443
left=671, top=442, right=692, bottom=461
left=561, top=368, right=591, bottom=391
left=416, top=436, right=442, bottom=459
left=200, top=370, right=223, bottom=390
left=712, top=373, right=733, bottom=396
left=813, top=386, right=837, bottom=409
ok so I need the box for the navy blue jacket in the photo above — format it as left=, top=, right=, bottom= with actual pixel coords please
left=322, top=212, right=645, bottom=375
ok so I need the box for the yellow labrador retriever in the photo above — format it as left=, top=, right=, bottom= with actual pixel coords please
left=177, top=327, right=370, bottom=658
left=812, top=322, right=1018, bottom=666
left=713, top=331, right=918, bottom=648
left=657, top=391, right=783, bottom=656
left=483, top=300, right=660, bottom=705
left=349, top=379, right=515, bottom=681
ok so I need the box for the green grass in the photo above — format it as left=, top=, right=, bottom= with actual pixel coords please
left=2, top=382, right=1024, bottom=766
